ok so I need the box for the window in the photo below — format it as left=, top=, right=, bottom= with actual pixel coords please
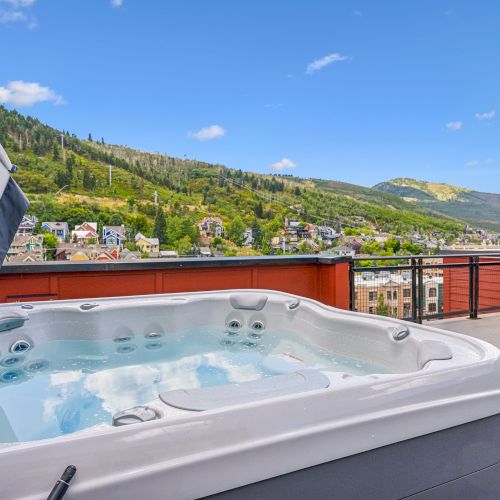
left=428, top=302, right=437, bottom=313
left=369, top=291, right=376, bottom=301
left=403, top=288, right=411, bottom=298
left=386, top=290, right=391, bottom=301
left=393, top=290, right=398, bottom=300
left=403, top=303, right=411, bottom=318
left=369, top=306, right=375, bottom=314
left=429, top=287, right=437, bottom=298
left=392, top=307, right=398, bottom=316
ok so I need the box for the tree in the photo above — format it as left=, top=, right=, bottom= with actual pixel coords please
left=52, top=144, right=59, bottom=161
left=227, top=216, right=246, bottom=246
left=41, top=231, right=58, bottom=261
left=251, top=219, right=262, bottom=249
left=376, top=294, right=389, bottom=316
left=83, top=165, right=92, bottom=190
left=153, top=208, right=168, bottom=245
left=88, top=133, right=93, bottom=142
left=176, top=235, right=193, bottom=256
left=254, top=201, right=264, bottom=218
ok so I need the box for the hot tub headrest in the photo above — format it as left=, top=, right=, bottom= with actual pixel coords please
left=417, top=340, right=452, bottom=369
left=0, top=309, right=29, bottom=333
left=230, top=293, right=268, bottom=311
left=159, top=369, right=330, bottom=411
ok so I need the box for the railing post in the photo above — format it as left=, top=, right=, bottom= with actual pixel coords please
left=417, top=258, right=424, bottom=324
left=473, top=256, right=479, bottom=319
left=469, top=256, right=475, bottom=319
left=411, top=258, right=418, bottom=323
left=349, top=262, right=355, bottom=311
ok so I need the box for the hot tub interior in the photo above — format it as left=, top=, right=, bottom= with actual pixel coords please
left=0, top=291, right=470, bottom=443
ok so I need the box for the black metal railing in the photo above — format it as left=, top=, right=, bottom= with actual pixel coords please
left=349, top=254, right=500, bottom=323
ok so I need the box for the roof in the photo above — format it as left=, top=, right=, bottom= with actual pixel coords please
left=135, top=233, right=159, bottom=245
left=11, top=234, right=43, bottom=246
left=42, top=222, right=69, bottom=231
left=103, top=225, right=126, bottom=236
left=74, top=222, right=98, bottom=232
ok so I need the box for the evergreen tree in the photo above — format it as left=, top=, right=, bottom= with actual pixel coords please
left=83, top=165, right=92, bottom=190
left=52, top=143, right=59, bottom=161
left=376, top=294, right=389, bottom=316
left=88, top=133, right=93, bottom=142
left=153, top=208, right=168, bottom=245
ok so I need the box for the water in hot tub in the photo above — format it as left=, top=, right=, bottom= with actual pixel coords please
left=0, top=326, right=387, bottom=442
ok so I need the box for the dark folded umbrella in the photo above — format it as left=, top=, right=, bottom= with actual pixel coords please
left=0, top=143, right=30, bottom=266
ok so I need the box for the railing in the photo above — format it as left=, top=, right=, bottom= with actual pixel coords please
left=349, top=254, right=500, bottom=323
left=0, top=255, right=351, bottom=308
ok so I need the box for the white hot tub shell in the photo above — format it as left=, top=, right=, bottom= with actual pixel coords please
left=0, top=289, right=499, bottom=499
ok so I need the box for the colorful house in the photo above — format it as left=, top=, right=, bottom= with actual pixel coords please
left=135, top=233, right=160, bottom=254
left=102, top=225, right=127, bottom=247
left=41, top=221, right=69, bottom=241
left=72, top=222, right=98, bottom=244
left=16, top=215, right=38, bottom=236
left=7, top=234, right=44, bottom=262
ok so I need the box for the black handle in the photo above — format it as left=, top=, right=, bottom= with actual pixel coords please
left=46, top=465, right=77, bottom=500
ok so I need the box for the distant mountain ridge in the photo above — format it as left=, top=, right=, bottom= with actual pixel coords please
left=374, top=178, right=500, bottom=231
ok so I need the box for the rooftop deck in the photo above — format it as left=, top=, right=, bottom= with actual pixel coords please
left=430, top=314, right=500, bottom=348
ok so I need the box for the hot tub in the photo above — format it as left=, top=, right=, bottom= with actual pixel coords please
left=0, top=290, right=500, bottom=499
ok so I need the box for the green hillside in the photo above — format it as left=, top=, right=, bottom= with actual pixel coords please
left=0, top=106, right=465, bottom=254
left=374, top=178, right=500, bottom=231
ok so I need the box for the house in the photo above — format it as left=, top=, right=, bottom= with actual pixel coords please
left=7, top=234, right=45, bottom=262
left=243, top=228, right=254, bottom=246
left=7, top=250, right=40, bottom=263
left=198, top=217, right=224, bottom=238
left=16, top=215, right=38, bottom=236
left=159, top=250, right=179, bottom=258
left=315, top=226, right=338, bottom=240
left=329, top=246, right=356, bottom=257
left=120, top=249, right=142, bottom=260
left=41, top=222, right=69, bottom=241
left=135, top=233, right=160, bottom=254
left=56, top=243, right=120, bottom=261
left=72, top=222, right=98, bottom=244
left=102, top=225, right=127, bottom=247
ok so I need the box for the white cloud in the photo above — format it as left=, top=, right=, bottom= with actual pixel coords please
left=0, top=0, right=36, bottom=25
left=306, top=53, right=349, bottom=74
left=0, top=9, right=24, bottom=22
left=188, top=124, right=226, bottom=141
left=484, top=158, right=494, bottom=165
left=1, top=0, right=35, bottom=6
left=466, top=160, right=478, bottom=167
left=111, top=0, right=123, bottom=6
left=270, top=157, right=296, bottom=171
left=353, top=10, right=362, bottom=16
left=475, top=110, right=495, bottom=120
left=0, top=80, right=65, bottom=107
left=446, top=121, right=463, bottom=131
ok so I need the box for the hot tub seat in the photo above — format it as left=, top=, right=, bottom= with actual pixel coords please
left=159, top=369, right=330, bottom=411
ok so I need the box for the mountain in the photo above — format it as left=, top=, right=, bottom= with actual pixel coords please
left=0, top=106, right=465, bottom=256
left=374, top=178, right=500, bottom=231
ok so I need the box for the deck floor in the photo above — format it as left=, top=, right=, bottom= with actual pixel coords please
left=428, top=313, right=500, bottom=348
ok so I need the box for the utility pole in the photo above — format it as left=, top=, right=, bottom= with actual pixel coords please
left=109, top=165, right=112, bottom=186
left=154, top=190, right=158, bottom=206
left=61, top=134, right=66, bottom=164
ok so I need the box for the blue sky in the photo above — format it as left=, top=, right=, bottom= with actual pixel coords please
left=1, top=0, right=499, bottom=191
